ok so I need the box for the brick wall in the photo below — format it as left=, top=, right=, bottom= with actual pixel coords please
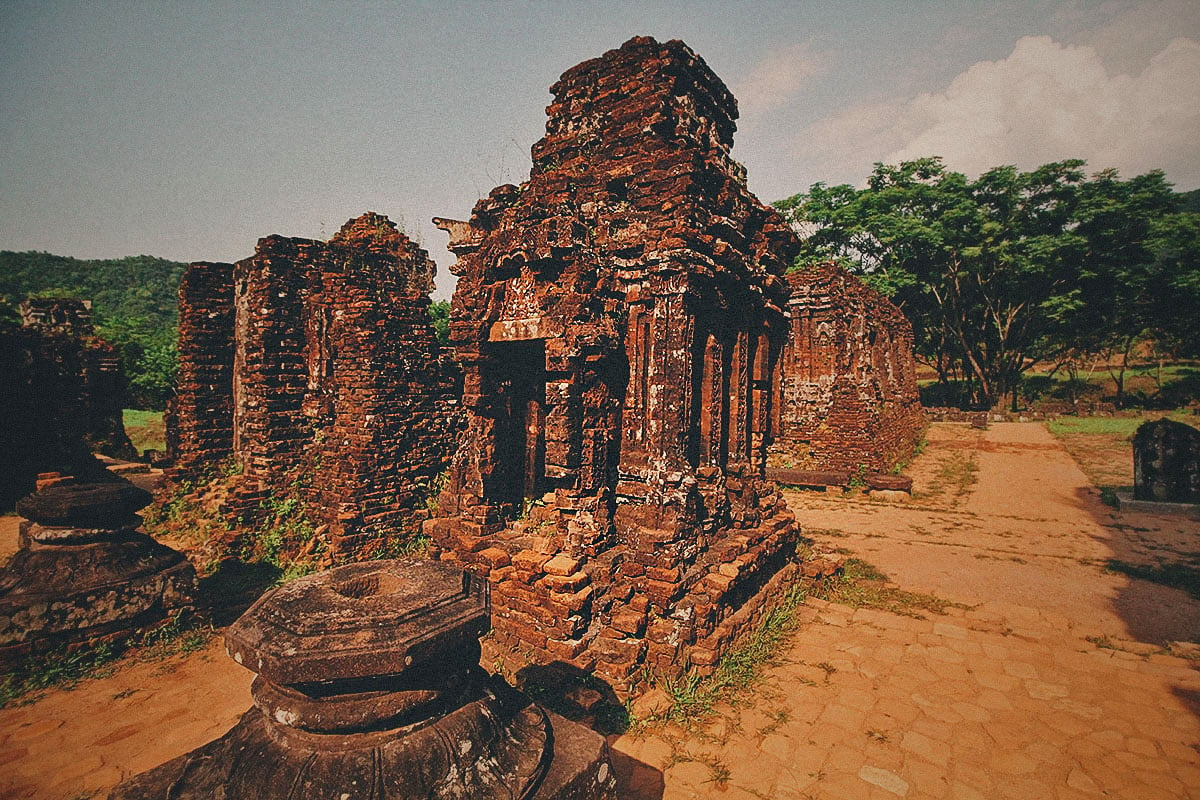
left=167, top=214, right=459, bottom=559
left=0, top=299, right=134, bottom=506
left=771, top=263, right=926, bottom=474
left=426, top=37, right=824, bottom=692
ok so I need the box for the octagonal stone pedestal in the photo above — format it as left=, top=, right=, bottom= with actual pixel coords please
left=110, top=559, right=618, bottom=799
left=0, top=481, right=195, bottom=668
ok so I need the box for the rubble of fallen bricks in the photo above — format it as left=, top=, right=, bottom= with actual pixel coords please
left=425, top=37, right=841, bottom=693
left=0, top=298, right=135, bottom=507
left=768, top=262, right=925, bottom=478
left=166, top=213, right=460, bottom=561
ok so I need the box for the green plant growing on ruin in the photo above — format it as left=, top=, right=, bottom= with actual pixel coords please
left=646, top=584, right=810, bottom=727
left=366, top=531, right=432, bottom=561
left=423, top=470, right=450, bottom=513
left=246, top=489, right=323, bottom=584
left=848, top=463, right=870, bottom=488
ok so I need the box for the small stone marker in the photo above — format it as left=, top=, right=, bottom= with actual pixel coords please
left=110, top=558, right=618, bottom=799
left=1133, top=418, right=1200, bottom=503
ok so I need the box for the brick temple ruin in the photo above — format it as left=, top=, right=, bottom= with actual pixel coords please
left=159, top=36, right=923, bottom=689
left=769, top=262, right=925, bottom=476
left=426, top=37, right=816, bottom=690
left=166, top=213, right=459, bottom=559
left=0, top=298, right=135, bottom=507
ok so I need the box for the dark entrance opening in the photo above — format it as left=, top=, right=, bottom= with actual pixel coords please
left=486, top=339, right=546, bottom=515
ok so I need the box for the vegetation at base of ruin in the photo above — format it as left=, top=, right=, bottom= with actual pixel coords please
left=422, top=470, right=450, bottom=514
left=1104, top=559, right=1200, bottom=602
left=777, top=159, right=1200, bottom=411
left=0, top=610, right=212, bottom=708
left=810, top=558, right=966, bottom=618
left=0, top=251, right=186, bottom=410
left=122, top=409, right=165, bottom=454
left=847, top=463, right=870, bottom=488
left=364, top=531, right=432, bottom=561
left=143, top=475, right=320, bottom=592
left=0, top=641, right=115, bottom=708
left=890, top=434, right=929, bottom=475
left=639, top=583, right=810, bottom=729
left=244, top=490, right=323, bottom=584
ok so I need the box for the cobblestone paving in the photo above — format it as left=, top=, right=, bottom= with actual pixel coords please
left=610, top=423, right=1200, bottom=798
left=3, top=422, right=1198, bottom=798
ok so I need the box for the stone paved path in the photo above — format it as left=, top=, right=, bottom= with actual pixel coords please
left=3, top=422, right=1199, bottom=798
left=610, top=422, right=1200, bottom=798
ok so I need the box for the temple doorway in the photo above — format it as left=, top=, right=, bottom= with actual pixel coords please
left=486, top=339, right=547, bottom=514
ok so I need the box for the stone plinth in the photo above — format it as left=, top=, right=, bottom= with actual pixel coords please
left=0, top=481, right=195, bottom=668
left=1134, top=419, right=1200, bottom=503
left=110, top=559, right=617, bottom=800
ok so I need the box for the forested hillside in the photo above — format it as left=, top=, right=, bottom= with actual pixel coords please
left=0, top=251, right=186, bottom=409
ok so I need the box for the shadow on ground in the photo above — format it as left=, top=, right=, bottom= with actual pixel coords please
left=516, top=661, right=664, bottom=800
left=1075, top=484, right=1200, bottom=646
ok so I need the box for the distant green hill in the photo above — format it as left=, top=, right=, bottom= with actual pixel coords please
left=0, top=251, right=186, bottom=409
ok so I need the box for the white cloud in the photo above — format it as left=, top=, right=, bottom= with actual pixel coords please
left=733, top=42, right=826, bottom=127
left=795, top=33, right=1200, bottom=189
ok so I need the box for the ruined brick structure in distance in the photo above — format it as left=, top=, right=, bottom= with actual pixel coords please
left=427, top=37, right=809, bottom=690
left=166, top=213, right=459, bottom=560
left=770, top=262, right=926, bottom=476
left=0, top=298, right=135, bottom=507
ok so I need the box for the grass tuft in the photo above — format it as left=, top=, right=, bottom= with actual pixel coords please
left=1104, top=559, right=1200, bottom=600
left=0, top=610, right=213, bottom=708
left=649, top=584, right=809, bottom=727
left=811, top=558, right=963, bottom=617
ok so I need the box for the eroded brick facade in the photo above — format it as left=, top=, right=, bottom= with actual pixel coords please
left=770, top=263, right=925, bottom=475
left=167, top=214, right=459, bottom=558
left=427, top=37, right=812, bottom=690
left=0, top=299, right=134, bottom=507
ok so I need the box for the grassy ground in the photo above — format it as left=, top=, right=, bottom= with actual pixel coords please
left=122, top=409, right=165, bottom=454
left=1046, top=411, right=1199, bottom=491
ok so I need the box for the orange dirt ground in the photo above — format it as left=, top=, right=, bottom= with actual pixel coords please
left=3, top=421, right=1200, bottom=799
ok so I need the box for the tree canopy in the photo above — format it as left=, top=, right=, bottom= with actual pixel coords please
left=775, top=158, right=1200, bottom=409
left=0, top=251, right=186, bottom=409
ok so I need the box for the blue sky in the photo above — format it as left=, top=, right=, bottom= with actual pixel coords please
left=2, top=0, right=1198, bottom=298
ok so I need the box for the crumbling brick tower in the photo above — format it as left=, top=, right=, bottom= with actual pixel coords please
left=0, top=298, right=135, bottom=506
left=429, top=37, right=805, bottom=690
left=770, top=263, right=926, bottom=475
left=167, top=214, right=458, bottom=559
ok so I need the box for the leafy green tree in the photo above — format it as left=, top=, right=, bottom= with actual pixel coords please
left=778, top=159, right=1200, bottom=410
left=0, top=251, right=185, bottom=410
left=429, top=300, right=450, bottom=344
left=777, top=158, right=1086, bottom=409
